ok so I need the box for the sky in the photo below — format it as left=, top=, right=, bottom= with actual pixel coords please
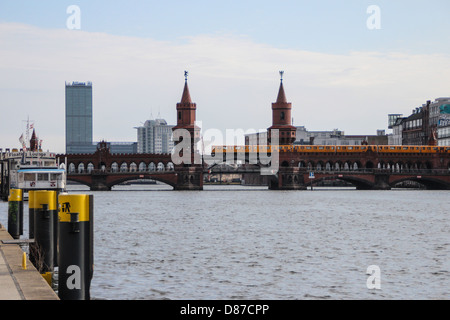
left=1, top=0, right=449, bottom=153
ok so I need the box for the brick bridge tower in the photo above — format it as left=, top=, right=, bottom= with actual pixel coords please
left=268, top=71, right=297, bottom=145
left=267, top=71, right=306, bottom=190
left=172, top=71, right=203, bottom=190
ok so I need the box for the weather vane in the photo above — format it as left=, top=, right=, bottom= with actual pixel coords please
left=184, top=70, right=189, bottom=81
left=279, top=70, right=284, bottom=82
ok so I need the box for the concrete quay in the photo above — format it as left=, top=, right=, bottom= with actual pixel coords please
left=0, top=224, right=59, bottom=300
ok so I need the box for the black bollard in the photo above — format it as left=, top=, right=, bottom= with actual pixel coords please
left=8, top=189, right=23, bottom=239
left=28, top=190, right=36, bottom=267
left=58, top=194, right=94, bottom=300
left=32, top=190, right=57, bottom=285
left=28, top=190, right=36, bottom=239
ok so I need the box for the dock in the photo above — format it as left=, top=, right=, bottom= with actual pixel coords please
left=0, top=224, right=59, bottom=300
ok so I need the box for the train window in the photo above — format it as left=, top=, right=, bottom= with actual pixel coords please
left=306, top=146, right=311, bottom=150
left=348, top=147, right=353, bottom=150
left=319, top=146, right=324, bottom=150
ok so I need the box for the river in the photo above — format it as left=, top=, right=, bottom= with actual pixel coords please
left=0, top=184, right=449, bottom=300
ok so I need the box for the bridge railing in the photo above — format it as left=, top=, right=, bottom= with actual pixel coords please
left=207, top=166, right=450, bottom=175
left=67, top=168, right=175, bottom=175
left=301, top=168, right=450, bottom=175
left=66, top=166, right=450, bottom=176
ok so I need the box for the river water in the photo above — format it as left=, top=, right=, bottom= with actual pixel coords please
left=1, top=184, right=449, bottom=300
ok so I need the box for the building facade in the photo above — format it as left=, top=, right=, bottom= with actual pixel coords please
left=436, top=98, right=450, bottom=146
left=401, top=109, right=426, bottom=145
left=135, top=118, right=174, bottom=154
left=387, top=97, right=450, bottom=146
left=65, top=81, right=94, bottom=153
left=245, top=127, right=388, bottom=146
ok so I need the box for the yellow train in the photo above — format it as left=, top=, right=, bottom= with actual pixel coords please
left=211, top=145, right=450, bottom=155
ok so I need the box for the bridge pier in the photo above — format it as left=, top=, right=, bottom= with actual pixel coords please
left=90, top=174, right=111, bottom=191
left=174, top=167, right=203, bottom=191
left=268, top=167, right=307, bottom=190
left=371, top=173, right=392, bottom=190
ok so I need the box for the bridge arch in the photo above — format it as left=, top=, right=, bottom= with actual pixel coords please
left=334, top=161, right=342, bottom=171
left=307, top=174, right=375, bottom=190
left=166, top=162, right=175, bottom=171
left=111, top=162, right=119, bottom=172
left=139, top=162, right=146, bottom=172
left=157, top=162, right=165, bottom=171
left=78, top=163, right=85, bottom=173
left=316, top=161, right=324, bottom=171
left=130, top=162, right=137, bottom=172
left=120, top=162, right=128, bottom=172
left=343, top=161, right=351, bottom=171
left=149, top=162, right=156, bottom=171
left=107, top=174, right=177, bottom=189
left=391, top=176, right=450, bottom=190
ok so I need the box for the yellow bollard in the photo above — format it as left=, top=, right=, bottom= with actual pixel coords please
left=22, top=252, right=27, bottom=270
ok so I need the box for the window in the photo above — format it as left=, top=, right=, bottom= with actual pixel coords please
left=38, top=173, right=48, bottom=181
left=178, top=111, right=181, bottom=120
left=280, top=112, right=285, bottom=120
left=24, top=173, right=35, bottom=181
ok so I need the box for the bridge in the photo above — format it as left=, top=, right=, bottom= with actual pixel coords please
left=56, top=74, right=450, bottom=191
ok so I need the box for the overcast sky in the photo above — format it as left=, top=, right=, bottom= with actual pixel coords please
left=1, top=0, right=449, bottom=153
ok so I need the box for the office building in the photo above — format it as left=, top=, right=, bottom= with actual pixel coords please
left=65, top=81, right=95, bottom=153
left=135, top=118, right=174, bottom=153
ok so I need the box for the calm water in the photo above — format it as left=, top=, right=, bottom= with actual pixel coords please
left=1, top=184, right=449, bottom=300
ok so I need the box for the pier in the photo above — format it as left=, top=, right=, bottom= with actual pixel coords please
left=0, top=224, right=59, bottom=300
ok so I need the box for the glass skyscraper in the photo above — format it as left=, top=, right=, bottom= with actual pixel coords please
left=65, top=81, right=95, bottom=153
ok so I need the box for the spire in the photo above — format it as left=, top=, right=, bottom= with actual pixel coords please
left=30, top=128, right=38, bottom=151
left=180, top=70, right=192, bottom=104
left=181, top=80, right=192, bottom=104
left=276, top=82, right=287, bottom=103
left=276, top=70, right=287, bottom=103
